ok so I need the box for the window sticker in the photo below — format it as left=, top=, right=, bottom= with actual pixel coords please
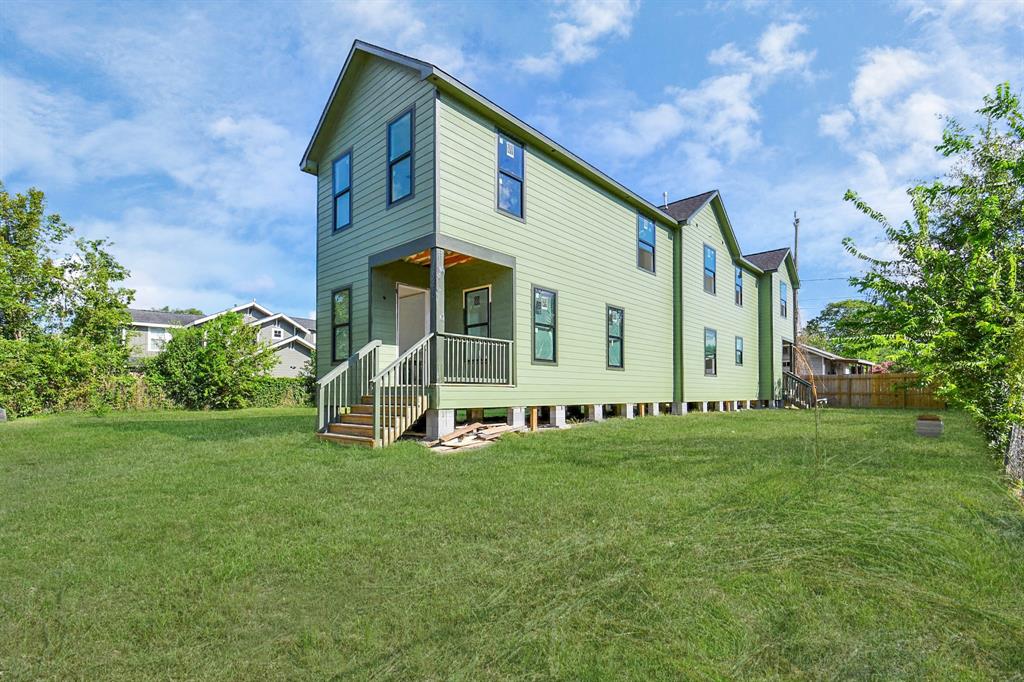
left=506, top=141, right=515, bottom=158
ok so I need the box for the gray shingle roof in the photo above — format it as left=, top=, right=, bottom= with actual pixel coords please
left=128, top=309, right=203, bottom=326
left=743, top=248, right=790, bottom=272
left=663, top=190, right=718, bottom=223
left=291, top=317, right=316, bottom=331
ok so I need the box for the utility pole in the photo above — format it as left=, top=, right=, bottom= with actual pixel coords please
left=793, top=211, right=800, bottom=346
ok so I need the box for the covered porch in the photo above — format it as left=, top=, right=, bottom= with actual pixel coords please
left=317, top=237, right=517, bottom=446
left=368, top=239, right=516, bottom=386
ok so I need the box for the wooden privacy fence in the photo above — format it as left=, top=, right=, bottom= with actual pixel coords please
left=807, top=373, right=946, bottom=409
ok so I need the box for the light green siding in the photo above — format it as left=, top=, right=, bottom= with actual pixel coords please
left=312, top=56, right=436, bottom=377
left=435, top=93, right=675, bottom=408
left=679, top=203, right=760, bottom=402
left=773, top=267, right=794, bottom=398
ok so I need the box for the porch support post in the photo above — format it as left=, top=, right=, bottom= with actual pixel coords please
left=588, top=404, right=604, bottom=422
left=426, top=409, right=455, bottom=440
left=429, top=246, right=445, bottom=384
left=507, top=407, right=525, bottom=428
left=671, top=401, right=687, bottom=415
left=549, top=405, right=567, bottom=429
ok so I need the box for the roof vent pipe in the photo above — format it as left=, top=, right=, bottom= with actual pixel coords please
left=663, top=191, right=669, bottom=208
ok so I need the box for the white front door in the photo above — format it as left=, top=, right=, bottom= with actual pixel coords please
left=396, top=284, right=429, bottom=353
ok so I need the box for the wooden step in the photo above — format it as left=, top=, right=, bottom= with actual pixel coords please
left=328, top=422, right=374, bottom=437
left=350, top=404, right=372, bottom=415
left=317, top=432, right=376, bottom=448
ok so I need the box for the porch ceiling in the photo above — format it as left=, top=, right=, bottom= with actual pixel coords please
left=403, top=248, right=476, bottom=269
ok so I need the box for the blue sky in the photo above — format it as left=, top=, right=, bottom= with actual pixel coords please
left=2, top=0, right=1022, bottom=321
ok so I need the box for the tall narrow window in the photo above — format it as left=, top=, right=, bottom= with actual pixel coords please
left=532, top=287, right=556, bottom=363
left=735, top=336, right=744, bottom=365
left=332, top=152, right=352, bottom=230
left=704, top=245, right=717, bottom=294
left=637, top=215, right=656, bottom=273
left=735, top=265, right=743, bottom=306
left=464, top=287, right=490, bottom=337
left=607, top=306, right=624, bottom=368
left=497, top=132, right=524, bottom=218
left=705, top=328, right=717, bottom=376
left=331, top=287, right=351, bottom=362
left=780, top=281, right=788, bottom=318
left=387, top=109, right=413, bottom=205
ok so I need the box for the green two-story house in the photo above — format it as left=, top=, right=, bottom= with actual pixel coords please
left=302, top=41, right=800, bottom=447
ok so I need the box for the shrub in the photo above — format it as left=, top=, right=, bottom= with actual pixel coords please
left=152, top=312, right=276, bottom=409
left=251, top=377, right=314, bottom=408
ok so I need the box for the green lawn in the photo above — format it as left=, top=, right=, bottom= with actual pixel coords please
left=1, top=408, right=1021, bottom=680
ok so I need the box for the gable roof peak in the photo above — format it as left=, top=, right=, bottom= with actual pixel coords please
left=663, top=189, right=718, bottom=223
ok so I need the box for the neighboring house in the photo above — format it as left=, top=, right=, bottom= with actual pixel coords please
left=798, top=344, right=874, bottom=376
left=302, top=41, right=802, bottom=446
left=127, top=302, right=316, bottom=378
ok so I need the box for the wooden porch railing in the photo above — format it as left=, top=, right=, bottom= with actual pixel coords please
left=438, top=332, right=514, bottom=385
left=371, top=334, right=433, bottom=447
left=783, top=370, right=814, bottom=408
left=316, top=340, right=381, bottom=432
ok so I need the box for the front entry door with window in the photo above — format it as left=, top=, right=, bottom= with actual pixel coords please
left=463, top=286, right=491, bottom=337
left=397, top=284, right=429, bottom=353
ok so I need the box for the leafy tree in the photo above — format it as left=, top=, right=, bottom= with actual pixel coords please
left=153, top=312, right=276, bottom=409
left=156, top=305, right=204, bottom=315
left=0, top=184, right=70, bottom=339
left=803, top=299, right=897, bottom=362
left=0, top=183, right=134, bottom=343
left=843, top=83, right=1024, bottom=449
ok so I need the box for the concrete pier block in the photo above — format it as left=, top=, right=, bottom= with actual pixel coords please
left=701, top=402, right=709, bottom=413
left=467, top=408, right=485, bottom=422
left=549, top=405, right=567, bottom=428
left=649, top=402, right=661, bottom=416
left=717, top=401, right=724, bottom=412
left=426, top=409, right=455, bottom=440
left=624, top=403, right=636, bottom=419
left=507, top=407, right=525, bottom=428
left=588, top=404, right=604, bottom=422
left=671, top=402, right=688, bottom=415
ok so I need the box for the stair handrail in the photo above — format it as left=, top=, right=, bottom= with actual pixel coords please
left=783, top=370, right=814, bottom=408
left=317, top=340, right=382, bottom=431
left=370, top=333, right=434, bottom=447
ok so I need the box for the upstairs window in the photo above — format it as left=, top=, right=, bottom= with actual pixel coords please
left=496, top=132, right=524, bottom=218
left=637, top=215, right=655, bottom=273
left=332, top=287, right=351, bottom=362
left=735, top=265, right=743, bottom=306
left=735, top=336, right=744, bottom=365
left=703, top=245, right=717, bottom=294
left=705, top=328, right=717, bottom=376
left=387, top=109, right=413, bottom=205
left=607, top=306, right=624, bottom=368
left=532, top=287, right=556, bottom=363
left=272, top=328, right=284, bottom=340
left=780, top=281, right=788, bottom=318
left=332, top=152, right=352, bottom=230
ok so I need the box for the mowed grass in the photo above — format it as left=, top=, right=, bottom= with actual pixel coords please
left=1, top=408, right=1022, bottom=680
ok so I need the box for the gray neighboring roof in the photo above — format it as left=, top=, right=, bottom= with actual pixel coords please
left=743, top=248, right=791, bottom=272
left=663, top=190, right=718, bottom=223
left=129, top=309, right=203, bottom=326
left=292, top=317, right=316, bottom=331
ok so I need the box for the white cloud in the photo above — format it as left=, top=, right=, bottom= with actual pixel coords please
left=518, top=0, right=639, bottom=76
left=571, top=20, right=812, bottom=162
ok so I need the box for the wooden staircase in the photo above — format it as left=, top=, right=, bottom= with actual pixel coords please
left=317, top=394, right=429, bottom=447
